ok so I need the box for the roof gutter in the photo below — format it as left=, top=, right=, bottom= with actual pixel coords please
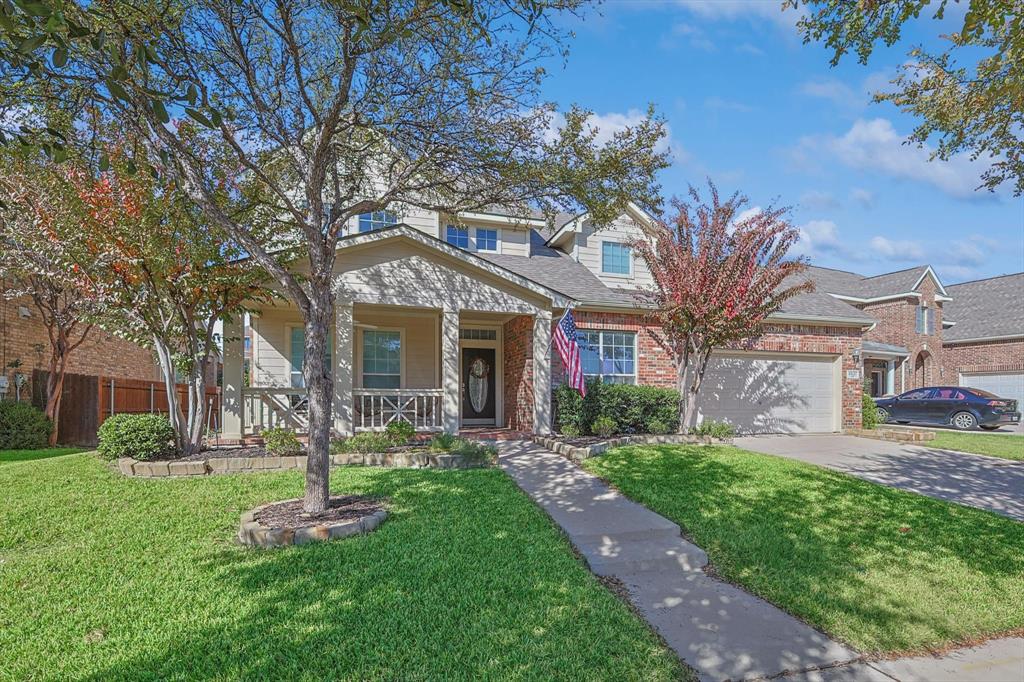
left=944, top=334, right=1024, bottom=344
left=829, top=292, right=922, bottom=304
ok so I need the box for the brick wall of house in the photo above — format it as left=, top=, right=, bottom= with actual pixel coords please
left=861, top=276, right=944, bottom=388
left=556, top=310, right=864, bottom=429
left=943, top=339, right=1024, bottom=379
left=502, top=315, right=534, bottom=431
left=0, top=292, right=160, bottom=400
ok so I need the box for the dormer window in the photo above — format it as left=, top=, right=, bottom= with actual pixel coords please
left=601, top=241, right=632, bottom=275
left=358, top=211, right=399, bottom=233
left=445, top=225, right=469, bottom=249
left=476, top=228, right=498, bottom=252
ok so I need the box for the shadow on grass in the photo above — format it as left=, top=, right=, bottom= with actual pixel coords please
left=78, top=467, right=679, bottom=681
left=585, top=445, right=1024, bottom=653
left=0, top=447, right=86, bottom=465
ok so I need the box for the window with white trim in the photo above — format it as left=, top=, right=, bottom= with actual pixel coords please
left=601, top=241, right=632, bottom=275
left=475, top=228, right=498, bottom=252
left=916, top=304, right=935, bottom=335
left=361, top=330, right=401, bottom=389
left=578, top=330, right=636, bottom=384
left=446, top=225, right=469, bottom=249
left=358, top=211, right=399, bottom=233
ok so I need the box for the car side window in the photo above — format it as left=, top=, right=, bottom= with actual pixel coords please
left=901, top=389, right=933, bottom=400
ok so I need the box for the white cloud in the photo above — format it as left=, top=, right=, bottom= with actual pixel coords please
left=674, top=0, right=803, bottom=28
left=798, top=79, right=860, bottom=110
left=734, top=206, right=763, bottom=225
left=869, top=236, right=926, bottom=261
left=660, top=21, right=715, bottom=51
left=798, top=118, right=997, bottom=199
left=794, top=219, right=862, bottom=261
left=799, top=190, right=839, bottom=211
left=850, top=187, right=875, bottom=209
left=545, top=109, right=686, bottom=162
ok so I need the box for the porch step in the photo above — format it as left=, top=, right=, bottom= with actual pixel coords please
left=578, top=535, right=709, bottom=577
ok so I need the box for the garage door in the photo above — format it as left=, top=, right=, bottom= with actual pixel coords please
left=959, top=372, right=1024, bottom=407
left=696, top=352, right=839, bottom=434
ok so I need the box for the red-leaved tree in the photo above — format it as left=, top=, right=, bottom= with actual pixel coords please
left=632, top=182, right=813, bottom=432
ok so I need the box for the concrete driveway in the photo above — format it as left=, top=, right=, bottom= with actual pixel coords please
left=735, top=434, right=1024, bottom=521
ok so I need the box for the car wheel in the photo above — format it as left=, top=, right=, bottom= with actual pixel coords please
left=951, top=411, right=978, bottom=431
left=876, top=407, right=889, bottom=424
left=979, top=425, right=999, bottom=431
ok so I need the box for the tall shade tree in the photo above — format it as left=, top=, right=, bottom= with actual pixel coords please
left=632, top=183, right=812, bottom=432
left=788, top=0, right=1023, bottom=196
left=1, top=1, right=669, bottom=511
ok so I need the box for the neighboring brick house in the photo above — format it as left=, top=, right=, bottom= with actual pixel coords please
left=802, top=266, right=1024, bottom=409
left=0, top=284, right=161, bottom=402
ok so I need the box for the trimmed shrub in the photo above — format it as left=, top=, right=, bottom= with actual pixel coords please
left=862, top=394, right=879, bottom=430
left=427, top=432, right=458, bottom=452
left=690, top=419, right=736, bottom=439
left=384, top=420, right=416, bottom=445
left=330, top=432, right=393, bottom=454
left=0, top=402, right=52, bottom=450
left=261, top=427, right=303, bottom=456
left=449, top=438, right=497, bottom=464
left=553, top=383, right=585, bottom=434
left=574, top=381, right=679, bottom=435
left=591, top=415, right=617, bottom=438
left=97, top=414, right=175, bottom=461
left=559, top=423, right=582, bottom=438
left=645, top=418, right=671, bottom=435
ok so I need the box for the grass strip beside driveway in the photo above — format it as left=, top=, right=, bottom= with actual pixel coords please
left=0, top=454, right=683, bottom=681
left=0, top=447, right=85, bottom=465
left=929, top=432, right=1024, bottom=461
left=583, top=444, right=1024, bottom=654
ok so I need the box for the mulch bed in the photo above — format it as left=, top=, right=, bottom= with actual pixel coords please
left=149, top=446, right=285, bottom=462
left=548, top=436, right=609, bottom=447
left=254, top=495, right=384, bottom=529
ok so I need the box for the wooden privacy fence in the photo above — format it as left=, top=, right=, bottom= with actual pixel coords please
left=33, top=369, right=221, bottom=446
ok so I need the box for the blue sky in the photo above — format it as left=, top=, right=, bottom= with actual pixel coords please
left=541, top=0, right=1024, bottom=284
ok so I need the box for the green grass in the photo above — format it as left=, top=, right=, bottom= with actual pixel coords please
left=0, top=447, right=85, bottom=465
left=0, top=454, right=683, bottom=681
left=584, top=444, right=1024, bottom=654
left=929, top=431, right=1024, bottom=461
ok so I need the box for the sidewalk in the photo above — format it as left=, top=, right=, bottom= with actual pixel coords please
left=498, top=439, right=1024, bottom=682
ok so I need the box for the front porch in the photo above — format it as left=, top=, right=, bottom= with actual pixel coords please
left=862, top=341, right=910, bottom=397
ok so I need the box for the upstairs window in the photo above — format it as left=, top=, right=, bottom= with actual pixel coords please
left=475, top=228, right=498, bottom=252
left=601, top=241, right=632, bottom=275
left=916, top=304, right=935, bottom=335
left=446, top=225, right=469, bottom=249
left=358, top=211, right=399, bottom=233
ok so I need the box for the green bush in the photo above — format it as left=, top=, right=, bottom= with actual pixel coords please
left=559, top=423, right=582, bottom=438
left=427, top=432, right=458, bottom=452
left=261, top=427, right=303, bottom=456
left=862, top=394, right=879, bottom=430
left=385, top=420, right=416, bottom=445
left=97, top=413, right=175, bottom=461
left=0, top=402, right=52, bottom=450
left=330, top=432, right=393, bottom=454
left=555, top=381, right=679, bottom=435
left=689, top=419, right=736, bottom=439
left=645, top=418, right=671, bottom=435
left=591, top=415, right=617, bottom=438
left=450, top=438, right=498, bottom=465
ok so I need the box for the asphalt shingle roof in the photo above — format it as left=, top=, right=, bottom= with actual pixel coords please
left=803, top=265, right=932, bottom=299
left=944, top=273, right=1024, bottom=342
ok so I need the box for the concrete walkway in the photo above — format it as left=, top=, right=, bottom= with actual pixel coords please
left=735, top=434, right=1024, bottom=521
left=498, top=440, right=1024, bottom=681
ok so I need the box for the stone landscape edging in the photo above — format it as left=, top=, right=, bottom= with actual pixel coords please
left=117, top=450, right=486, bottom=478
left=844, top=427, right=936, bottom=443
left=533, top=433, right=731, bottom=463
left=237, top=498, right=388, bottom=548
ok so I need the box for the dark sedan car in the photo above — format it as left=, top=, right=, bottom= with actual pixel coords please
left=874, top=387, right=1021, bottom=430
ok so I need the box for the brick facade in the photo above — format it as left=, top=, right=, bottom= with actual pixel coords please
left=943, top=338, right=1024, bottom=378
left=0, top=291, right=160, bottom=400
left=860, top=276, right=944, bottom=388
left=553, top=310, right=864, bottom=429
left=502, top=315, right=534, bottom=431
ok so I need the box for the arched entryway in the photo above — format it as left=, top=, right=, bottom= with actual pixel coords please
left=913, top=351, right=931, bottom=387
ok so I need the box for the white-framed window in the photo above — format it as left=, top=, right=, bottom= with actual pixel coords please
left=916, top=304, right=935, bottom=335
left=578, top=330, right=636, bottom=384
left=475, top=228, right=498, bottom=252
left=446, top=225, right=469, bottom=249
left=361, top=330, right=402, bottom=389
left=358, top=211, right=399, bottom=233
left=601, top=241, right=632, bottom=275
left=288, top=326, right=333, bottom=388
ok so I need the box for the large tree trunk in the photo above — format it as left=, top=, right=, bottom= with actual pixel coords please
left=301, top=290, right=334, bottom=514
left=677, top=346, right=712, bottom=433
left=44, top=337, right=68, bottom=446
left=184, top=358, right=210, bottom=457
left=153, top=335, right=191, bottom=455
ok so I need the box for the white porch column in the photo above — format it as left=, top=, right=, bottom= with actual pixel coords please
left=441, top=308, right=460, bottom=433
left=221, top=315, right=243, bottom=440
left=334, top=299, right=354, bottom=436
left=886, top=360, right=896, bottom=396
left=533, top=309, right=552, bottom=435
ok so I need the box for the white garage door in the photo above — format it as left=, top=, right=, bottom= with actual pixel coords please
left=696, top=352, right=839, bottom=434
left=959, top=372, right=1024, bottom=407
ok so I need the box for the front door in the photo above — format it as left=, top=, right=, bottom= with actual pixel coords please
left=461, top=348, right=496, bottom=425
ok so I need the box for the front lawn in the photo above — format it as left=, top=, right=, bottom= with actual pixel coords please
left=0, top=454, right=683, bottom=680
left=0, top=447, right=85, bottom=465
left=929, top=431, right=1024, bottom=461
left=584, top=444, right=1024, bottom=654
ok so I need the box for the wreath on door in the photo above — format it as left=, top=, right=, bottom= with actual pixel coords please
left=468, top=357, right=490, bottom=414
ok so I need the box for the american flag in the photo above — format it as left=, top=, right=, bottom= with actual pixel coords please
left=554, top=308, right=587, bottom=397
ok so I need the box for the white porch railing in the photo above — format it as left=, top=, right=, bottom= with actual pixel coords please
left=243, top=387, right=309, bottom=435
left=354, top=388, right=444, bottom=432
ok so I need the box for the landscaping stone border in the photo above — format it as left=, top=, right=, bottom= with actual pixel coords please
left=238, top=498, right=388, bottom=548
left=118, top=451, right=486, bottom=478
left=533, top=434, right=730, bottom=463
left=844, top=427, right=936, bottom=443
